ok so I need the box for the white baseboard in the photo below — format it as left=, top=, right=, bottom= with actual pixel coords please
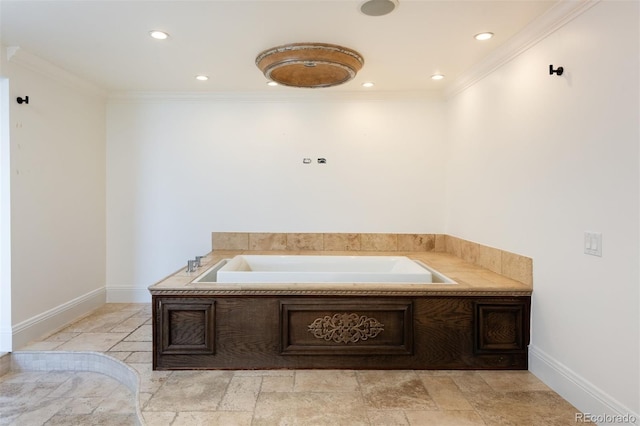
left=529, top=345, right=639, bottom=425
left=0, top=327, right=12, bottom=353
left=11, top=287, right=106, bottom=350
left=106, top=286, right=151, bottom=303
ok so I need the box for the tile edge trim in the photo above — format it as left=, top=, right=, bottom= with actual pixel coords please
left=8, top=350, right=144, bottom=426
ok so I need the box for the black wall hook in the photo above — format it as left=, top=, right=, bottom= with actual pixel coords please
left=16, top=96, right=29, bottom=104
left=549, top=65, right=564, bottom=76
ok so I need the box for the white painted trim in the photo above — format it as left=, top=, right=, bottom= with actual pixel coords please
left=11, top=287, right=106, bottom=350
left=0, top=78, right=11, bottom=352
left=529, top=345, right=639, bottom=425
left=0, top=327, right=11, bottom=354
left=106, top=286, right=151, bottom=303
left=5, top=46, right=107, bottom=99
left=107, top=89, right=442, bottom=103
left=445, top=0, right=601, bottom=99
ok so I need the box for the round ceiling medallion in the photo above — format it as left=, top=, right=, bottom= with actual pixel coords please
left=256, top=43, right=364, bottom=88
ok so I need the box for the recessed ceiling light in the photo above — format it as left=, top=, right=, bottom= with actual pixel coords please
left=362, top=82, right=374, bottom=88
left=195, top=75, right=209, bottom=81
left=149, top=30, right=169, bottom=40
left=266, top=81, right=278, bottom=87
left=431, top=74, right=445, bottom=80
left=474, top=32, right=494, bottom=41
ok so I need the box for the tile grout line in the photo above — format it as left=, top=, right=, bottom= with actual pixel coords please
left=4, top=304, right=581, bottom=425
left=6, top=350, right=145, bottom=425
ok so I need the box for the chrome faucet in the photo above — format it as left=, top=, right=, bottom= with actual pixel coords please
left=186, top=259, right=198, bottom=273
left=195, top=255, right=204, bottom=267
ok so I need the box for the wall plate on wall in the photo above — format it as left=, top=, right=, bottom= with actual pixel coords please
left=584, top=232, right=602, bottom=257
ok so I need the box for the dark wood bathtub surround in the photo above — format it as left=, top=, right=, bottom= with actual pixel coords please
left=154, top=295, right=529, bottom=370
left=151, top=234, right=532, bottom=371
left=212, top=232, right=532, bottom=287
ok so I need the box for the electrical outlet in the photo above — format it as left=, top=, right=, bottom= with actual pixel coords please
left=584, top=232, right=602, bottom=257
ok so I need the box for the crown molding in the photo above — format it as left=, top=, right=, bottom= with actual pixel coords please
left=5, top=46, right=107, bottom=99
left=107, top=89, right=443, bottom=103
left=6, top=1, right=598, bottom=103
left=444, top=0, right=601, bottom=99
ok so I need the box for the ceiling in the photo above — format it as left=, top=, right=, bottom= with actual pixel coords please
left=0, top=0, right=559, bottom=95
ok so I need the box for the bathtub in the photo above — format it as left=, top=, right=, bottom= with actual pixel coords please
left=153, top=253, right=532, bottom=371
left=193, top=255, right=455, bottom=284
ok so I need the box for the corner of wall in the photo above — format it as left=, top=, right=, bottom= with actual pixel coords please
left=11, top=288, right=106, bottom=350
left=530, top=346, right=639, bottom=424
left=106, top=287, right=151, bottom=303
left=6, top=46, right=106, bottom=98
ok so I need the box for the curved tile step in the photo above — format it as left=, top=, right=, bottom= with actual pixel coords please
left=7, top=350, right=144, bottom=425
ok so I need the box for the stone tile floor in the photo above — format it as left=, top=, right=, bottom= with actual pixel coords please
left=0, top=370, right=137, bottom=425
left=1, top=303, right=581, bottom=425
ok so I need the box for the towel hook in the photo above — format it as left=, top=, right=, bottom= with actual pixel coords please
left=549, top=65, right=564, bottom=76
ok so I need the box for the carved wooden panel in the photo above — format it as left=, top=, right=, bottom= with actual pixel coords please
left=152, top=295, right=530, bottom=370
left=280, top=299, right=413, bottom=355
left=474, top=301, right=528, bottom=353
left=157, top=298, right=215, bottom=355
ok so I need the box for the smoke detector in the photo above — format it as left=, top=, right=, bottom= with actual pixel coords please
left=360, top=0, right=399, bottom=17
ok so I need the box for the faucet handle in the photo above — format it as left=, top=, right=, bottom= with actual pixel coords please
left=194, top=255, right=204, bottom=267
left=186, top=259, right=197, bottom=272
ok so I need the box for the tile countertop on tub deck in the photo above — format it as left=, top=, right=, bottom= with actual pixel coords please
left=148, top=251, right=532, bottom=297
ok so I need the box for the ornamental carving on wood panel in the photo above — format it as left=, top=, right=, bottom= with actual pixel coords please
left=307, top=313, right=384, bottom=343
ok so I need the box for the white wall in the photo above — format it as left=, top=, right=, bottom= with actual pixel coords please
left=106, top=96, right=447, bottom=295
left=0, top=77, right=11, bottom=351
left=445, top=1, right=639, bottom=418
left=3, top=50, right=107, bottom=348
left=4, top=0, right=636, bottom=418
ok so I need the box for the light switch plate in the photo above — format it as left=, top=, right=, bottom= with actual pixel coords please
left=584, top=232, right=602, bottom=257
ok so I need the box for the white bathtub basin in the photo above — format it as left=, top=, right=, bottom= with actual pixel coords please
left=194, top=255, right=455, bottom=284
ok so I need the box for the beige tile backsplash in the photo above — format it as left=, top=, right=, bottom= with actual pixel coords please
left=397, top=234, right=436, bottom=252
left=445, top=235, right=532, bottom=287
left=286, top=233, right=324, bottom=251
left=212, top=232, right=533, bottom=287
left=323, top=233, right=361, bottom=251
left=361, top=233, right=398, bottom=251
left=501, top=250, right=534, bottom=287
left=211, top=232, right=249, bottom=250
left=249, top=233, right=287, bottom=251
